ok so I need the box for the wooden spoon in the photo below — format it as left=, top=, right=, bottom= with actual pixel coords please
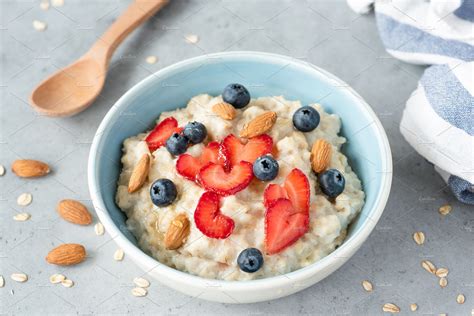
left=30, top=0, right=169, bottom=117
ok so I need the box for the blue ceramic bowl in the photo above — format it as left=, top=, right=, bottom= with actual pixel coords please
left=88, top=52, right=392, bottom=303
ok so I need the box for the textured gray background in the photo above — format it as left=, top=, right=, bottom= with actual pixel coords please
left=1, top=0, right=473, bottom=315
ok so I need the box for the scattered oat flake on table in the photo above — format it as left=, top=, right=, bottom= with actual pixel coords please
left=382, top=303, right=400, bottom=313
left=421, top=260, right=436, bottom=274
left=40, top=0, right=49, bottom=10
left=185, top=34, right=199, bottom=44
left=17, top=193, right=32, bottom=206
left=361, top=280, right=373, bottom=292
left=413, top=231, right=425, bottom=245
left=13, top=213, right=31, bottom=222
left=435, top=268, right=448, bottom=278
left=0, top=164, right=5, bottom=176
left=0, top=275, right=4, bottom=287
left=33, top=20, right=47, bottom=32
left=61, top=279, right=74, bottom=288
left=94, top=222, right=105, bottom=235
left=133, top=277, right=150, bottom=288
left=114, top=249, right=124, bottom=261
left=439, top=204, right=452, bottom=215
left=51, top=0, right=64, bottom=7
left=439, top=277, right=447, bottom=288
left=11, top=273, right=28, bottom=283
left=456, top=294, right=465, bottom=304
left=146, top=56, right=157, bottom=64
left=131, top=287, right=147, bottom=297
left=49, top=273, right=66, bottom=284
left=410, top=303, right=418, bottom=311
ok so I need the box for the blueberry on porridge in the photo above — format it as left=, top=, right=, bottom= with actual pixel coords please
left=116, top=84, right=365, bottom=280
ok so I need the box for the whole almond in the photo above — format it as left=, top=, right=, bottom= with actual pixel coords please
left=57, top=199, right=92, bottom=225
left=12, top=159, right=50, bottom=178
left=239, top=111, right=277, bottom=138
left=311, top=139, right=332, bottom=173
left=46, top=244, right=86, bottom=266
left=128, top=153, right=151, bottom=193
left=164, top=214, right=190, bottom=250
left=212, top=102, right=236, bottom=120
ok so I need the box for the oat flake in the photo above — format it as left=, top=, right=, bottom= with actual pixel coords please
left=131, top=287, right=147, bottom=297
left=410, top=303, right=418, bottom=311
left=33, top=20, right=47, bottom=32
left=94, top=222, right=104, bottom=236
left=0, top=275, right=4, bottom=287
left=439, top=277, right=447, bottom=288
left=361, top=280, right=373, bottom=292
left=439, top=204, right=452, bottom=215
left=13, top=212, right=31, bottom=221
left=185, top=34, right=199, bottom=44
left=51, top=0, right=64, bottom=7
left=382, top=303, right=400, bottom=313
left=17, top=193, right=32, bottom=206
left=435, top=268, right=448, bottom=278
left=421, top=260, right=436, bottom=274
left=114, top=249, right=124, bottom=261
left=413, top=231, right=425, bottom=245
left=40, top=0, right=49, bottom=10
left=11, top=273, right=28, bottom=283
left=0, top=165, right=5, bottom=176
left=61, top=279, right=74, bottom=288
left=133, top=277, right=150, bottom=288
left=145, top=56, right=157, bottom=64
left=456, top=294, right=465, bottom=304
left=49, top=274, right=65, bottom=284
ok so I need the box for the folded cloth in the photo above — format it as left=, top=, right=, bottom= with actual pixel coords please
left=347, top=0, right=474, bottom=204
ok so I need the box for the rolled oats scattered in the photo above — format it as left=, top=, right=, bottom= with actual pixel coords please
left=61, top=279, right=74, bottom=288
left=113, top=249, right=124, bottom=261
left=439, top=204, right=452, bottom=215
left=361, top=280, right=373, bottom=292
left=133, top=277, right=150, bottom=288
left=185, top=34, right=199, bottom=44
left=17, top=193, right=32, bottom=206
left=421, top=260, right=436, bottom=274
left=439, top=277, right=447, bottom=288
left=94, top=222, right=105, bottom=236
left=40, top=0, right=49, bottom=10
left=0, top=275, right=4, bottom=287
left=145, top=56, right=157, bottom=64
left=382, top=303, right=400, bottom=313
left=456, top=294, right=465, bottom=304
left=435, top=268, right=448, bottom=278
left=51, top=0, right=64, bottom=7
left=0, top=164, right=5, bottom=176
left=11, top=273, right=28, bottom=283
left=131, top=287, right=147, bottom=297
left=13, top=212, right=31, bottom=221
left=410, top=303, right=418, bottom=311
left=413, top=231, right=425, bottom=245
left=33, top=20, right=47, bottom=32
left=49, top=273, right=66, bottom=284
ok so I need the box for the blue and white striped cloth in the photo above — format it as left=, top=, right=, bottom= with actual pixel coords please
left=347, top=0, right=474, bottom=205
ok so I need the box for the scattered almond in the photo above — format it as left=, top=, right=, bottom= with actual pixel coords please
left=413, top=231, right=425, bottom=245
left=95, top=222, right=105, bottom=236
left=0, top=275, right=4, bottom=287
left=131, top=287, right=147, bottom=297
left=146, top=56, right=157, bottom=64
left=382, top=303, right=400, bottom=313
left=11, top=273, right=28, bottom=283
left=61, top=279, right=74, bottom=288
left=128, top=153, right=151, bottom=193
left=311, top=139, right=332, bottom=173
left=13, top=212, right=31, bottom=222
left=184, top=34, right=199, bottom=44
left=239, top=111, right=277, bottom=138
left=114, top=249, right=124, bottom=261
left=421, top=260, right=436, bottom=274
left=435, top=268, right=448, bottom=278
left=133, top=277, right=150, bottom=288
left=49, top=274, right=66, bottom=284
left=46, top=243, right=86, bottom=266
left=439, top=277, right=447, bottom=288
left=439, top=204, right=452, bottom=215
left=57, top=199, right=92, bottom=225
left=17, top=193, right=32, bottom=206
left=410, top=303, right=418, bottom=311
left=164, top=213, right=190, bottom=250
left=361, top=280, right=373, bottom=292
left=212, top=102, right=237, bottom=120
left=456, top=294, right=465, bottom=304
left=0, top=164, right=5, bottom=176
left=12, top=159, right=49, bottom=178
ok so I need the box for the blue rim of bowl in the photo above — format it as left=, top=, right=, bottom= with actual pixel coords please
left=88, top=51, right=392, bottom=291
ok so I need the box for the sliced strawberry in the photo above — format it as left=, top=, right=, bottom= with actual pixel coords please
left=199, top=161, right=253, bottom=196
left=145, top=117, right=183, bottom=152
left=176, top=142, right=227, bottom=181
left=194, top=191, right=234, bottom=239
left=223, top=134, right=273, bottom=166
left=265, top=198, right=309, bottom=254
left=263, top=168, right=310, bottom=213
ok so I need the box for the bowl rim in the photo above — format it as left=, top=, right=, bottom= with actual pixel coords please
left=88, top=51, right=392, bottom=291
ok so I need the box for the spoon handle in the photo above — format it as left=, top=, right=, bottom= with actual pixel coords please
left=90, top=0, right=169, bottom=61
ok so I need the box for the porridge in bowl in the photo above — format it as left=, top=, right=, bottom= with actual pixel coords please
left=115, top=84, right=365, bottom=280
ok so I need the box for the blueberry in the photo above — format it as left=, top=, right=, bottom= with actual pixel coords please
left=222, top=83, right=251, bottom=109
left=237, top=248, right=264, bottom=273
left=150, top=178, right=177, bottom=207
left=253, top=155, right=279, bottom=181
left=183, top=121, right=207, bottom=144
left=318, top=169, right=345, bottom=198
left=165, top=133, right=189, bottom=155
left=292, top=106, right=320, bottom=132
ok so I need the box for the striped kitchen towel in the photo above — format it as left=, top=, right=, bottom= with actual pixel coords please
left=347, top=0, right=474, bottom=204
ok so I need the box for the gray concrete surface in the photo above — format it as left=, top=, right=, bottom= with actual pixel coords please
left=1, top=0, right=473, bottom=315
